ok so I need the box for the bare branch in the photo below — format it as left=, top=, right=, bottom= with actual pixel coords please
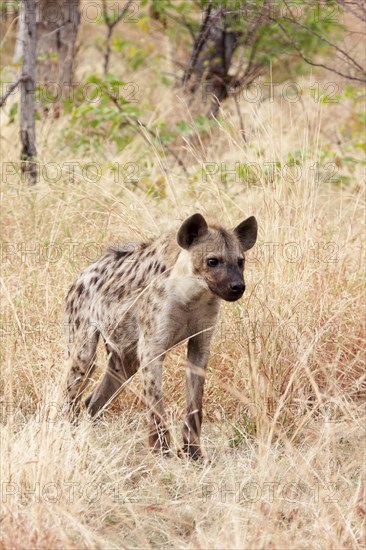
left=0, top=76, right=25, bottom=108
left=336, top=0, right=366, bottom=23
left=280, top=6, right=365, bottom=76
left=102, top=0, right=134, bottom=75
left=182, top=3, right=220, bottom=86
left=274, top=18, right=366, bottom=83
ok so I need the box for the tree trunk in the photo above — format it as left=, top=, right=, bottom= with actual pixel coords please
left=14, top=3, right=26, bottom=63
left=183, top=7, right=239, bottom=117
left=20, top=0, right=37, bottom=184
left=15, top=0, right=80, bottom=92
left=36, top=0, right=80, bottom=90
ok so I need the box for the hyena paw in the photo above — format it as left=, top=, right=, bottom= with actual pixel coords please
left=181, top=443, right=204, bottom=461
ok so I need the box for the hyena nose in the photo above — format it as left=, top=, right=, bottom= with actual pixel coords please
left=230, top=282, right=245, bottom=293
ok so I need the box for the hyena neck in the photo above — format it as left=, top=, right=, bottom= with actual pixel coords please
left=169, top=249, right=214, bottom=305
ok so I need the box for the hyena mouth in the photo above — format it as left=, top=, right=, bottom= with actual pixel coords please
left=224, top=290, right=244, bottom=302
left=206, top=281, right=244, bottom=302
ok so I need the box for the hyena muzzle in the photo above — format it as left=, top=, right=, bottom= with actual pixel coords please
left=65, top=213, right=258, bottom=459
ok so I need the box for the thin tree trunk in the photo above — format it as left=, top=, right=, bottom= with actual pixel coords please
left=20, top=0, right=37, bottom=184
left=36, top=0, right=80, bottom=91
left=183, top=7, right=239, bottom=117
left=14, top=3, right=26, bottom=63
left=104, top=25, right=113, bottom=76
left=15, top=0, right=80, bottom=92
left=102, top=0, right=134, bottom=76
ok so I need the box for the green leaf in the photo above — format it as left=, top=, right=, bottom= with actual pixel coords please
left=8, top=102, right=18, bottom=124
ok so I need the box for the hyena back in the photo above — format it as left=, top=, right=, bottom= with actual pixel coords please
left=65, top=213, right=258, bottom=459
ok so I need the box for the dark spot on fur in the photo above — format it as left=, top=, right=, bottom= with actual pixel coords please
left=75, top=317, right=80, bottom=329
left=115, top=249, right=135, bottom=267
left=91, top=276, right=98, bottom=286
left=114, top=249, right=129, bottom=260
left=76, top=283, right=85, bottom=297
left=65, top=297, right=73, bottom=311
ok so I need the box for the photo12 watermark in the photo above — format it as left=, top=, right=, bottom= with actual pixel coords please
left=1, top=1, right=141, bottom=24
left=201, top=160, right=341, bottom=185
left=201, top=479, right=349, bottom=504
left=202, top=81, right=341, bottom=105
left=199, top=1, right=342, bottom=25
left=2, top=160, right=141, bottom=185
left=1, top=480, right=159, bottom=505
left=0, top=81, right=140, bottom=104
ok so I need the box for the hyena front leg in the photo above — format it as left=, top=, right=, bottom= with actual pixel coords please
left=183, top=332, right=212, bottom=459
left=138, top=337, right=170, bottom=454
left=85, top=344, right=139, bottom=418
left=66, top=323, right=100, bottom=418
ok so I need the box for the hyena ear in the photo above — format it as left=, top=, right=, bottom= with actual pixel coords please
left=177, top=213, right=208, bottom=249
left=234, top=216, right=258, bottom=251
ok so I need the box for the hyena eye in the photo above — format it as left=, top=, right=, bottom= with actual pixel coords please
left=237, top=258, right=244, bottom=268
left=207, top=258, right=219, bottom=267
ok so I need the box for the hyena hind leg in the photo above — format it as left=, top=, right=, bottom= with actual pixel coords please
left=85, top=344, right=139, bottom=418
left=66, top=327, right=100, bottom=419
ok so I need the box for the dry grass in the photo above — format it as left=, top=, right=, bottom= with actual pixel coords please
left=1, top=8, right=366, bottom=549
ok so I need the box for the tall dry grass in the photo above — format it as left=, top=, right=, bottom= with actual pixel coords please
left=1, top=9, right=365, bottom=549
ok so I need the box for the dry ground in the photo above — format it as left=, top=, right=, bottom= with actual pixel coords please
left=1, top=5, right=366, bottom=549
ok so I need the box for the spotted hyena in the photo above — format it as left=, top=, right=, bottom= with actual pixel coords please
left=65, top=213, right=258, bottom=458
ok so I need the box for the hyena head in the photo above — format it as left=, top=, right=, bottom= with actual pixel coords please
left=177, top=213, right=258, bottom=302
